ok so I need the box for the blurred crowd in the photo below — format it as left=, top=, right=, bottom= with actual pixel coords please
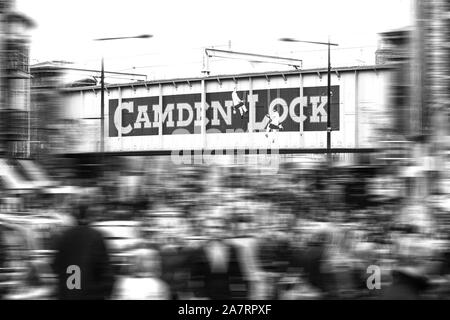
left=1, top=155, right=450, bottom=300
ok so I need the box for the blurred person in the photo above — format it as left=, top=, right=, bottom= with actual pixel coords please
left=381, top=226, right=432, bottom=300
left=5, top=259, right=54, bottom=300
left=348, top=229, right=381, bottom=297
left=52, top=204, right=115, bottom=300
left=113, top=248, right=169, bottom=300
left=324, top=227, right=360, bottom=298
left=293, top=230, right=333, bottom=299
left=227, top=204, right=266, bottom=299
left=155, top=211, right=194, bottom=299
left=189, top=215, right=248, bottom=300
left=255, top=209, right=293, bottom=299
left=0, top=223, right=54, bottom=299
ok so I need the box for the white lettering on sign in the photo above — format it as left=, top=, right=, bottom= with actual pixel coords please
left=211, top=101, right=232, bottom=126
left=193, top=102, right=210, bottom=128
left=289, top=96, right=308, bottom=123
left=194, top=102, right=203, bottom=127
left=151, top=104, right=161, bottom=128
left=176, top=103, right=193, bottom=127
left=310, top=96, right=328, bottom=123
left=162, top=104, right=175, bottom=127
left=111, top=89, right=335, bottom=135
left=269, top=98, right=289, bottom=123
left=134, top=105, right=152, bottom=129
left=114, top=101, right=134, bottom=135
left=151, top=104, right=175, bottom=128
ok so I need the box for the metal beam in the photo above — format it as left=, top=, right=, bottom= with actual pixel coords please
left=53, top=66, right=147, bottom=78
left=279, top=38, right=339, bottom=46
left=93, top=34, right=153, bottom=41
left=205, top=48, right=302, bottom=68
left=62, top=64, right=396, bottom=92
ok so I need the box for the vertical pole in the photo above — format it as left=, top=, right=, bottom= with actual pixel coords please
left=0, top=6, right=5, bottom=157
left=248, top=77, right=253, bottom=133
left=27, top=72, right=31, bottom=158
left=327, top=42, right=331, bottom=160
left=203, top=50, right=210, bottom=76
left=202, top=62, right=209, bottom=164
left=0, top=6, right=10, bottom=158
left=118, top=87, right=122, bottom=152
left=100, top=57, right=105, bottom=153
left=299, top=72, right=304, bottom=147
left=201, top=79, right=206, bottom=149
left=326, top=41, right=332, bottom=215
left=158, top=83, right=163, bottom=150
left=158, top=83, right=162, bottom=134
left=355, top=70, right=359, bottom=149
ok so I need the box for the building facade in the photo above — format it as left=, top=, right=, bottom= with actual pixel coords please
left=415, top=0, right=450, bottom=196
left=0, top=0, right=34, bottom=158
left=29, top=62, right=65, bottom=158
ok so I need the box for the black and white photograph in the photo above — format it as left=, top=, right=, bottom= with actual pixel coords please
left=1, top=0, right=450, bottom=309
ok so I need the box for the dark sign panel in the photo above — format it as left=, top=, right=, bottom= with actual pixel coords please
left=108, top=86, right=339, bottom=137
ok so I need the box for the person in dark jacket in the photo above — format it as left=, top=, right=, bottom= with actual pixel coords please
left=292, top=231, right=336, bottom=298
left=52, top=204, right=115, bottom=300
left=189, top=216, right=248, bottom=300
left=159, top=242, right=192, bottom=300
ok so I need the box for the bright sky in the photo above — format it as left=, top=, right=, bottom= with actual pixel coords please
left=16, top=0, right=413, bottom=81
